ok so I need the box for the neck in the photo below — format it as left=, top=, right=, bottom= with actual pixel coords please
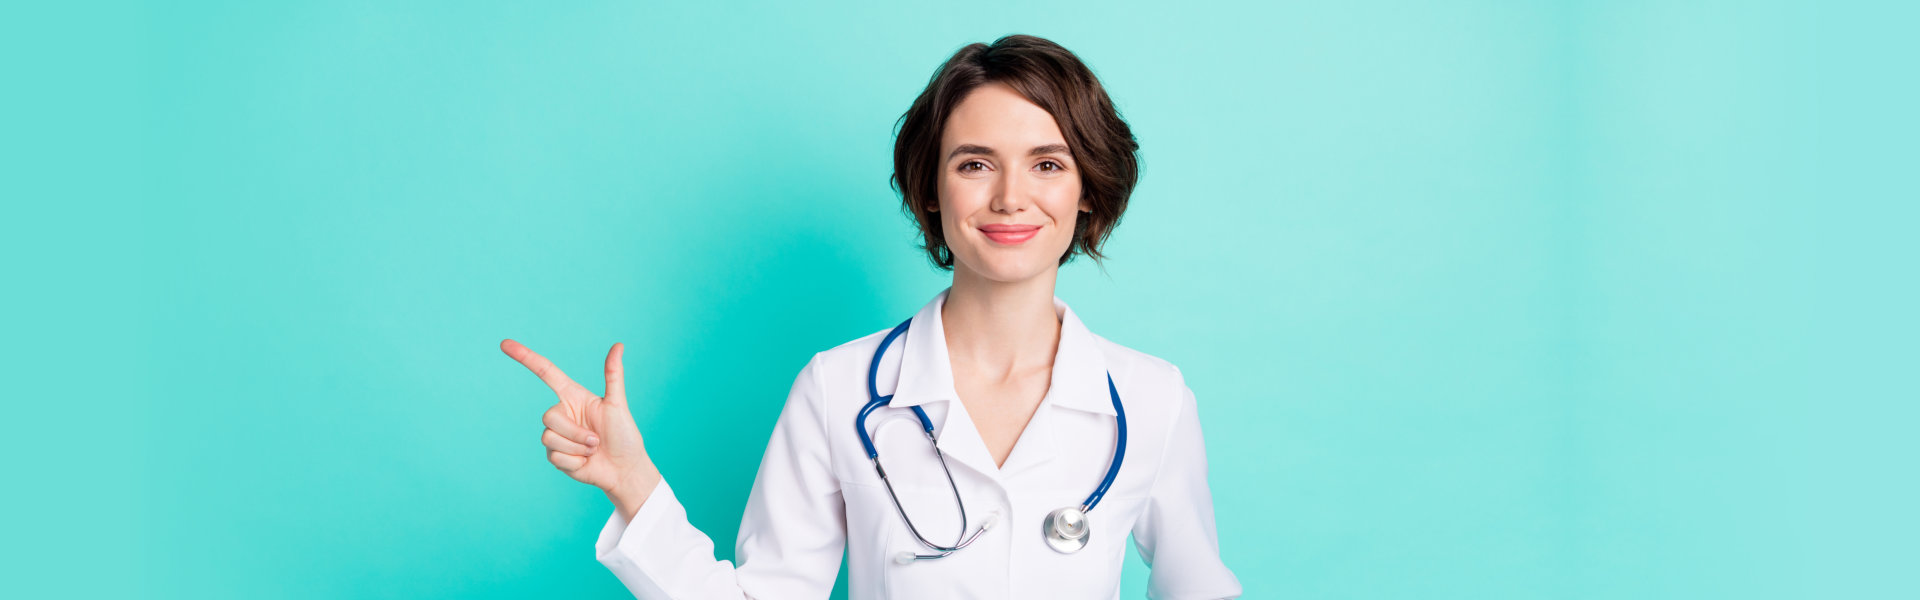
left=942, top=264, right=1063, bottom=380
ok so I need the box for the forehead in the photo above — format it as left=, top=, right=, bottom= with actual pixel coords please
left=940, top=81, right=1066, bottom=153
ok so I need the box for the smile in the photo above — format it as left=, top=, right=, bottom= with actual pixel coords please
left=978, top=224, right=1041, bottom=245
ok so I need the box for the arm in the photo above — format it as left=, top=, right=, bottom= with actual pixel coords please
left=593, top=354, right=846, bottom=599
left=1130, top=368, right=1243, bottom=600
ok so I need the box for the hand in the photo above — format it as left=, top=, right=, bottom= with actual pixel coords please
left=501, top=339, right=661, bottom=515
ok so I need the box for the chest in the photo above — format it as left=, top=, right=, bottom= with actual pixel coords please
left=838, top=393, right=1153, bottom=600
left=950, top=365, right=1051, bottom=468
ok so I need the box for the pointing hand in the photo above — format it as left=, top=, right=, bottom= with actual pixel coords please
left=501, top=340, right=661, bottom=517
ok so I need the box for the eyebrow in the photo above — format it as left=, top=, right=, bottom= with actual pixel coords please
left=946, top=143, right=1072, bottom=161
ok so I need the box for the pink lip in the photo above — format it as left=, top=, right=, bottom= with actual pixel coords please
left=978, top=224, right=1041, bottom=245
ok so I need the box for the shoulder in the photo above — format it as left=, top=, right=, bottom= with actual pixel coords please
left=1087, top=332, right=1197, bottom=424
left=1084, top=332, right=1215, bottom=499
left=808, top=324, right=900, bottom=384
left=1091, top=332, right=1187, bottom=388
left=1093, top=331, right=1188, bottom=391
left=774, top=325, right=900, bottom=417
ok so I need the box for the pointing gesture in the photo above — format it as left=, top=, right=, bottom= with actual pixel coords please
left=502, top=339, right=662, bottom=518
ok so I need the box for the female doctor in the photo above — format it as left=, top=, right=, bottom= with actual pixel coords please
left=500, top=35, right=1242, bottom=599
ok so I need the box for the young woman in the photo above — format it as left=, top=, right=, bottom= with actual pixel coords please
left=502, top=34, right=1241, bottom=599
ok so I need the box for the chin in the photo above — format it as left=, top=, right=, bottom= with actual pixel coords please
left=957, top=251, right=1057, bottom=283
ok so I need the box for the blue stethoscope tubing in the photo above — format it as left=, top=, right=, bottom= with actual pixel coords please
left=856, top=317, right=1128, bottom=560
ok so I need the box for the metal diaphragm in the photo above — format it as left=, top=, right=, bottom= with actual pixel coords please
left=1042, top=506, right=1090, bottom=553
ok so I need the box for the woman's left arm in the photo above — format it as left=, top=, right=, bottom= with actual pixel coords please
left=1130, top=367, right=1244, bottom=599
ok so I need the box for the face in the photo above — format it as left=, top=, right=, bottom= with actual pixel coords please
left=934, top=81, right=1088, bottom=283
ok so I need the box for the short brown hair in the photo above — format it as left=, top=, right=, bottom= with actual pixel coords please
left=891, top=34, right=1140, bottom=270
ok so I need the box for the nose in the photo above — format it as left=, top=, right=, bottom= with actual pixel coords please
left=990, top=171, right=1030, bottom=214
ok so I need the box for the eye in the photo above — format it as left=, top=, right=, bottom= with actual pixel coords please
left=958, top=160, right=989, bottom=173
left=1036, top=160, right=1066, bottom=172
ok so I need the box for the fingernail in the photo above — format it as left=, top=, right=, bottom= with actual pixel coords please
left=588, top=436, right=600, bottom=445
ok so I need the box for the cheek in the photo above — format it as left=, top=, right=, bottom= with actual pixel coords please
left=939, top=176, right=985, bottom=210
left=940, top=210, right=962, bottom=244
left=1046, top=184, right=1084, bottom=230
left=936, top=180, right=986, bottom=232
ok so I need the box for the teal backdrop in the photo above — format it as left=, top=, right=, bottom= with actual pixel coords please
left=6, top=1, right=1914, bottom=598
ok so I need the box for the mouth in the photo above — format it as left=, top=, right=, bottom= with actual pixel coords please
left=978, top=224, right=1041, bottom=245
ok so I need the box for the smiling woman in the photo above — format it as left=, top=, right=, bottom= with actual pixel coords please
left=503, top=33, right=1240, bottom=600
left=891, top=34, right=1141, bottom=271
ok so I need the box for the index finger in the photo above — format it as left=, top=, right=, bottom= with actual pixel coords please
left=500, top=339, right=579, bottom=395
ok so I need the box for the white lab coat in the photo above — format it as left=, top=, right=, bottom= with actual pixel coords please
left=593, top=287, right=1243, bottom=599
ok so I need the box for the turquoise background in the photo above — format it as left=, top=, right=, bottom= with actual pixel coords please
left=6, top=1, right=1914, bottom=598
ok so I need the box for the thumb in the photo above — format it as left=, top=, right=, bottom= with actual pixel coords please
left=604, top=342, right=626, bottom=404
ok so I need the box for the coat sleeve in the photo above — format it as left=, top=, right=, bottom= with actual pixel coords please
left=593, top=353, right=847, bottom=599
left=1130, top=366, right=1243, bottom=600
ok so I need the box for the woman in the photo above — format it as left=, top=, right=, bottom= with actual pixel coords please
left=501, top=34, right=1241, bottom=599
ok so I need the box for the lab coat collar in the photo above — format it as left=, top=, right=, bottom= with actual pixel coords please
left=889, top=287, right=1116, bottom=417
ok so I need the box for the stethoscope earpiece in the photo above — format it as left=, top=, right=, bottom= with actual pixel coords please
left=979, top=510, right=1001, bottom=532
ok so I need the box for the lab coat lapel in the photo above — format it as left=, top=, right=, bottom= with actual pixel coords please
left=993, top=398, right=1056, bottom=478
left=926, top=397, right=1003, bottom=481
left=886, top=289, right=1117, bottom=480
left=998, top=296, right=1112, bottom=477
left=888, top=288, right=1003, bottom=480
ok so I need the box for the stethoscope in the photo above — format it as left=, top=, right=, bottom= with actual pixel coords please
left=856, top=317, right=1128, bottom=563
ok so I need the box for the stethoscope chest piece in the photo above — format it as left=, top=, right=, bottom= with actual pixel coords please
left=1042, top=506, right=1091, bottom=554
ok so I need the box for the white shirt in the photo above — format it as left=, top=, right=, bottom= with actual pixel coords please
left=593, top=287, right=1242, bottom=599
